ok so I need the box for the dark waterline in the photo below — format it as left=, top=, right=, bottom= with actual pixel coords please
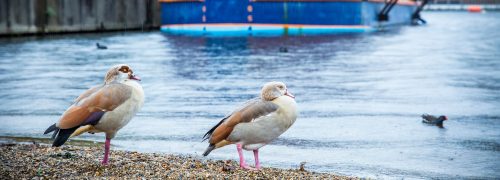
left=0, top=12, right=499, bottom=179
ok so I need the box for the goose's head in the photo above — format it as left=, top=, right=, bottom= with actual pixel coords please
left=104, top=64, right=141, bottom=84
left=260, top=81, right=295, bottom=101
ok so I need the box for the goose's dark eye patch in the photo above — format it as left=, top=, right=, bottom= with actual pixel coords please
left=119, top=66, right=130, bottom=73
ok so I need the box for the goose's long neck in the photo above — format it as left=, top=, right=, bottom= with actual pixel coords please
left=124, top=80, right=145, bottom=105
left=273, top=96, right=298, bottom=128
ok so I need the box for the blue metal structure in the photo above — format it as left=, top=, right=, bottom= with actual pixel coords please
left=160, top=0, right=418, bottom=36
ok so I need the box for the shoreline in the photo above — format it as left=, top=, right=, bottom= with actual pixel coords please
left=0, top=137, right=354, bottom=179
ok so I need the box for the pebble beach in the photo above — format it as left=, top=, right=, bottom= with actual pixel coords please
left=0, top=138, right=353, bottom=179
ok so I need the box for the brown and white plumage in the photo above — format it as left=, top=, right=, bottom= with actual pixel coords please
left=56, top=84, right=131, bottom=130
left=202, top=81, right=297, bottom=170
left=44, top=64, right=144, bottom=165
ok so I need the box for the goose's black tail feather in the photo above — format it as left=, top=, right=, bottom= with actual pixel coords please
left=203, top=144, right=216, bottom=156
left=44, top=123, right=60, bottom=139
left=44, top=123, right=58, bottom=135
left=52, top=127, right=78, bottom=147
left=44, top=124, right=78, bottom=147
left=202, top=116, right=228, bottom=142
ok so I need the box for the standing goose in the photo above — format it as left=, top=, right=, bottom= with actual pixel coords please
left=44, top=64, right=144, bottom=165
left=202, top=81, right=298, bottom=170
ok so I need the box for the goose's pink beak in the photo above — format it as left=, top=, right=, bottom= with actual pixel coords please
left=130, top=74, right=141, bottom=81
left=285, top=89, right=295, bottom=99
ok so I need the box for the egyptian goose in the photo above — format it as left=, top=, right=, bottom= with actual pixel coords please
left=44, top=64, right=144, bottom=165
left=422, top=114, right=448, bottom=128
left=202, top=81, right=297, bottom=170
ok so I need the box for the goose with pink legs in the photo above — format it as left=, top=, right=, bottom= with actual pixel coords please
left=202, top=81, right=298, bottom=170
left=44, top=64, right=144, bottom=165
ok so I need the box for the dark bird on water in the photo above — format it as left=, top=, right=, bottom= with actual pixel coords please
left=422, top=114, right=448, bottom=128
left=279, top=47, right=288, bottom=53
left=96, top=43, right=107, bottom=49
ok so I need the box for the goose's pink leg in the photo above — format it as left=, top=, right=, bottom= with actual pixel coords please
left=253, top=149, right=261, bottom=170
left=101, top=138, right=111, bottom=165
left=237, top=144, right=256, bottom=170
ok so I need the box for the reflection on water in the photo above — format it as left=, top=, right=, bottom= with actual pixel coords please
left=1, top=12, right=500, bottom=179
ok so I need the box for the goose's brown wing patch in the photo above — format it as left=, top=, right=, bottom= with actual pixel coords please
left=58, top=83, right=132, bottom=129
left=73, top=85, right=102, bottom=104
left=209, top=99, right=278, bottom=144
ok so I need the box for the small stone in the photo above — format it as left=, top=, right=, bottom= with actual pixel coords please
left=222, top=165, right=234, bottom=172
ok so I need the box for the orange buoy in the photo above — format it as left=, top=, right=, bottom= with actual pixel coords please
left=467, top=5, right=482, bottom=13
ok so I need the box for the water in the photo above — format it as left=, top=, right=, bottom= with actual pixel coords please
left=1, top=12, right=499, bottom=179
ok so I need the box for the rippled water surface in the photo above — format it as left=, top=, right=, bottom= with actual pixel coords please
left=1, top=12, right=499, bottom=179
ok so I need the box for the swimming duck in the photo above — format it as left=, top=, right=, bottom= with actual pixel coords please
left=422, top=114, right=448, bottom=128
left=96, top=43, right=107, bottom=49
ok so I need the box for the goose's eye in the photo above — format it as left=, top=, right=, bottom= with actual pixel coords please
left=277, top=85, right=284, bottom=89
left=119, top=66, right=130, bottom=73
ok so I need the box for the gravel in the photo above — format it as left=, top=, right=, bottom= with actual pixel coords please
left=0, top=142, right=354, bottom=179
